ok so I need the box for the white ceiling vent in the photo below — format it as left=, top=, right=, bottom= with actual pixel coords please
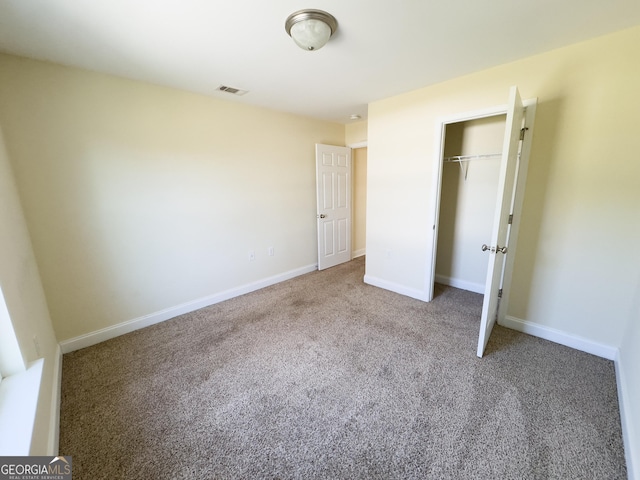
left=217, top=85, right=248, bottom=96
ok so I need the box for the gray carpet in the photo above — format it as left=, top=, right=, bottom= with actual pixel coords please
left=59, top=257, right=627, bottom=479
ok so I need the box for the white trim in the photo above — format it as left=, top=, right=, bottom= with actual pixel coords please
left=348, top=141, right=368, bottom=149
left=438, top=104, right=510, bottom=125
left=352, top=248, right=366, bottom=259
left=47, top=345, right=62, bottom=455
left=364, top=275, right=429, bottom=302
left=616, top=350, right=638, bottom=480
left=501, top=315, right=618, bottom=360
left=0, top=358, right=44, bottom=455
left=434, top=274, right=484, bottom=294
left=60, top=264, right=317, bottom=353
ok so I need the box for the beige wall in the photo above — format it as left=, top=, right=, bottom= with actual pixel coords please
left=0, top=128, right=59, bottom=454
left=345, top=120, right=367, bottom=146
left=352, top=147, right=367, bottom=256
left=0, top=54, right=344, bottom=342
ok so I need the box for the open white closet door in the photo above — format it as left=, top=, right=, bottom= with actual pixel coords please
left=476, top=86, right=525, bottom=357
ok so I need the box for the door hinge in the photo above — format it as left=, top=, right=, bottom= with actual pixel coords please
left=519, top=127, right=528, bottom=141
left=508, top=214, right=513, bottom=225
left=498, top=288, right=503, bottom=298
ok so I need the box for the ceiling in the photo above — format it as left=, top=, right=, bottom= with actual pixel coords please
left=1, top=1, right=639, bottom=123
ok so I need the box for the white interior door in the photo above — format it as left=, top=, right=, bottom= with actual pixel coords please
left=477, top=86, right=525, bottom=357
left=316, top=144, right=352, bottom=270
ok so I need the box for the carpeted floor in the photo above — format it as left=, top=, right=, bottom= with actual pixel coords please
left=59, top=257, right=627, bottom=479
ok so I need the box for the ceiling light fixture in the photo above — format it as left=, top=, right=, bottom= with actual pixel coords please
left=349, top=114, right=362, bottom=120
left=285, top=9, right=338, bottom=51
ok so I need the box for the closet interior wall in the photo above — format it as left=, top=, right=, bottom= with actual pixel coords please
left=435, top=115, right=506, bottom=294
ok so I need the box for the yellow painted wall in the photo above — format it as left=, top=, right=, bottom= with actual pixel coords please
left=0, top=54, right=344, bottom=342
left=345, top=120, right=368, bottom=146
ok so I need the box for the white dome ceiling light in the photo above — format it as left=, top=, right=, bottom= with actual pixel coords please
left=285, top=9, right=338, bottom=51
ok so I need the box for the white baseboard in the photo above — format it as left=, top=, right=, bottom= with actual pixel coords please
left=501, top=315, right=618, bottom=360
left=60, top=264, right=317, bottom=353
left=434, top=274, right=484, bottom=294
left=47, top=344, right=62, bottom=455
left=352, top=249, right=366, bottom=259
left=615, top=351, right=638, bottom=480
left=363, top=275, right=429, bottom=302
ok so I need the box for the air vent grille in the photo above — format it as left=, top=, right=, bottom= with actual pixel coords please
left=217, top=85, right=248, bottom=96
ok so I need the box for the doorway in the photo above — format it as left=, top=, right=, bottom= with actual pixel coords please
left=315, top=143, right=367, bottom=270
left=428, top=87, right=537, bottom=356
left=435, top=115, right=506, bottom=294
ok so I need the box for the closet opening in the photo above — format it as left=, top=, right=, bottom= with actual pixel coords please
left=435, top=115, right=507, bottom=295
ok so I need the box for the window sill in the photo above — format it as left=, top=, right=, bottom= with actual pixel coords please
left=0, top=358, right=44, bottom=455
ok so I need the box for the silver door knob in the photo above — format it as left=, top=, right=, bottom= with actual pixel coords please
left=497, top=246, right=508, bottom=254
left=319, top=214, right=326, bottom=218
left=481, top=244, right=494, bottom=252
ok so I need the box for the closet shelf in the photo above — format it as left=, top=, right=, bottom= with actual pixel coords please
left=443, top=153, right=501, bottom=163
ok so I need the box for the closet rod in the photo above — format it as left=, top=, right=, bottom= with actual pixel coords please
left=444, top=153, right=502, bottom=181
left=443, top=153, right=501, bottom=163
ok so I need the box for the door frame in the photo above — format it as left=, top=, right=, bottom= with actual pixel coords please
left=426, top=98, right=537, bottom=322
